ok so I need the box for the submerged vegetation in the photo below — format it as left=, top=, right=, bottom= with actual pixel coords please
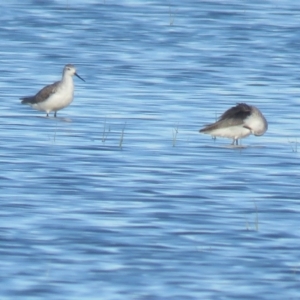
left=172, top=124, right=179, bottom=147
left=102, top=118, right=111, bottom=143
left=119, top=122, right=126, bottom=149
left=246, top=201, right=259, bottom=231
left=288, top=138, right=298, bottom=153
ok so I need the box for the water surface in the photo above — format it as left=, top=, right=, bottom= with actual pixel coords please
left=1, top=1, right=300, bottom=299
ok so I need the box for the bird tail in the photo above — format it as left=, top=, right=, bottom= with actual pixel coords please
left=20, top=97, right=35, bottom=104
left=199, top=123, right=218, bottom=133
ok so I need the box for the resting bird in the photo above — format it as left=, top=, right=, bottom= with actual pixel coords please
left=20, top=64, right=84, bottom=117
left=199, top=103, right=268, bottom=145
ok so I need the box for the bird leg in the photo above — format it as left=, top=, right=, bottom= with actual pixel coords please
left=231, top=139, right=238, bottom=145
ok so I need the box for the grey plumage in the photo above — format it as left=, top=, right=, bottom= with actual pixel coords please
left=20, top=64, right=84, bottom=117
left=20, top=81, right=59, bottom=105
left=200, top=103, right=252, bottom=133
left=199, top=103, right=268, bottom=145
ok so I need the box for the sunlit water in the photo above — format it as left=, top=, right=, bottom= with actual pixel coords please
left=1, top=1, right=300, bottom=299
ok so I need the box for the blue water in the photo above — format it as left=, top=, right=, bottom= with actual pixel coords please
left=1, top=1, right=300, bottom=299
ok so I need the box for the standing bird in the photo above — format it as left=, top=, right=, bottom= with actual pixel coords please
left=20, top=64, right=85, bottom=117
left=199, top=103, right=268, bottom=145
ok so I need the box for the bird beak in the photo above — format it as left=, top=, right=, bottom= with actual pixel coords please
left=75, top=72, right=85, bottom=82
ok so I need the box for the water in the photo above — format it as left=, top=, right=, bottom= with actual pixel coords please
left=1, top=1, right=300, bottom=299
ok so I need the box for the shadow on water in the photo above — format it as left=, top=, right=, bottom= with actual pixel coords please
left=36, top=116, right=73, bottom=122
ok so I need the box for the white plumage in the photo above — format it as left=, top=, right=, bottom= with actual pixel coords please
left=200, top=103, right=268, bottom=145
left=20, top=64, right=84, bottom=117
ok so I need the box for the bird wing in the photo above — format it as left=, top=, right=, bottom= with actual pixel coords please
left=20, top=81, right=59, bottom=104
left=219, top=103, right=252, bottom=122
left=200, top=103, right=252, bottom=133
left=33, top=81, right=60, bottom=103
